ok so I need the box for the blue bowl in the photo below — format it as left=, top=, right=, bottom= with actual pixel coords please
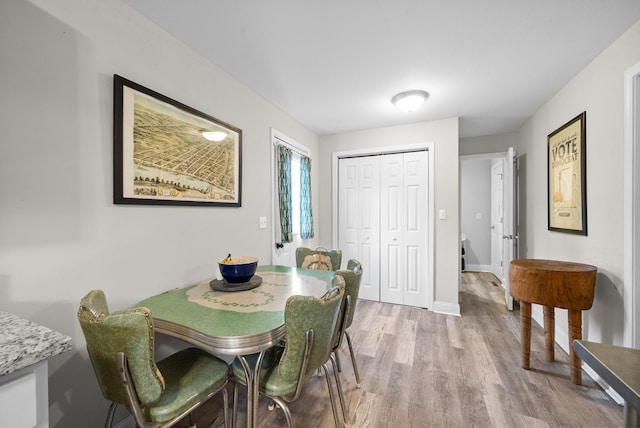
left=218, top=256, right=258, bottom=283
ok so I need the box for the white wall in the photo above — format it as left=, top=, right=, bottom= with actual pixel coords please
left=0, top=1, right=320, bottom=426
left=516, top=19, right=640, bottom=350
left=460, top=132, right=517, bottom=156
left=318, top=119, right=460, bottom=312
left=460, top=159, right=491, bottom=270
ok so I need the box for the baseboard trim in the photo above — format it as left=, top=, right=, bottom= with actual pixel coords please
left=432, top=300, right=460, bottom=316
left=464, top=264, right=491, bottom=272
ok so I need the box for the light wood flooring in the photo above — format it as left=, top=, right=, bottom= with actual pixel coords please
left=180, top=272, right=624, bottom=427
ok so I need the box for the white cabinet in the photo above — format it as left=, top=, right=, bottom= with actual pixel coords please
left=0, top=360, right=48, bottom=428
left=0, top=312, right=72, bottom=428
left=338, top=151, right=430, bottom=307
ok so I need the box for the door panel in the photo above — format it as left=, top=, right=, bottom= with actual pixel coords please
left=491, top=162, right=504, bottom=279
left=502, top=147, right=516, bottom=310
left=381, top=153, right=404, bottom=304
left=406, top=245, right=420, bottom=293
left=358, top=156, right=380, bottom=300
left=339, top=156, right=380, bottom=301
left=403, top=151, right=429, bottom=307
left=339, top=158, right=359, bottom=265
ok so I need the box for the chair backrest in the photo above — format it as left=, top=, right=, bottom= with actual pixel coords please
left=346, top=259, right=362, bottom=274
left=277, top=280, right=345, bottom=386
left=296, top=247, right=342, bottom=271
left=335, top=260, right=363, bottom=331
left=77, top=290, right=165, bottom=407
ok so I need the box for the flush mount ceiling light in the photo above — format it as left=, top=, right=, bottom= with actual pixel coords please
left=201, top=130, right=227, bottom=141
left=391, top=90, right=429, bottom=112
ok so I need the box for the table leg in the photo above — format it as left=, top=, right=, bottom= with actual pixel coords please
left=568, top=309, right=582, bottom=385
left=237, top=351, right=266, bottom=428
left=252, top=351, right=266, bottom=428
left=543, top=305, right=555, bottom=361
left=520, top=301, right=532, bottom=370
left=236, top=356, right=253, bottom=428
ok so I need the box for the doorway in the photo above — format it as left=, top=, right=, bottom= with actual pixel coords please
left=460, top=148, right=516, bottom=310
left=624, top=62, right=640, bottom=348
left=270, top=128, right=311, bottom=266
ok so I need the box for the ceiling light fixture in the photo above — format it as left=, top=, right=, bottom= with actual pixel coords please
left=201, top=130, right=227, bottom=141
left=391, top=90, right=429, bottom=112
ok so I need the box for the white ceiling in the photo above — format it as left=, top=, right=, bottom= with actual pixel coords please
left=121, top=1, right=640, bottom=138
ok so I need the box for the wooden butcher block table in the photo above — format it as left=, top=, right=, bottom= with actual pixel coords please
left=509, top=259, right=597, bottom=385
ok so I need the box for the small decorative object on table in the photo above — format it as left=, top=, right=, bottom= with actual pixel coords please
left=211, top=255, right=262, bottom=291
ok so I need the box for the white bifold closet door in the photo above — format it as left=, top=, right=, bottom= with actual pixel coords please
left=338, top=155, right=381, bottom=301
left=338, top=150, right=429, bottom=308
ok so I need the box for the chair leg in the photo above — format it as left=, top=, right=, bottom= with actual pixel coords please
left=223, top=387, right=229, bottom=428
left=321, top=363, right=342, bottom=428
left=345, top=331, right=361, bottom=388
left=232, top=382, right=239, bottom=428
left=330, top=354, right=349, bottom=424
left=335, top=349, right=343, bottom=373
left=104, top=402, right=117, bottom=428
left=270, top=397, right=293, bottom=428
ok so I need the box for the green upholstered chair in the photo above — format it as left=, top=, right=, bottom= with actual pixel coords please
left=231, top=279, right=346, bottom=428
left=295, top=247, right=342, bottom=271
left=334, top=260, right=363, bottom=388
left=77, top=290, right=230, bottom=428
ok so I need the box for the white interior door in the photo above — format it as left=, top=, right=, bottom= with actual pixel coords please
left=502, top=147, right=516, bottom=310
left=399, top=151, right=429, bottom=307
left=338, top=150, right=429, bottom=307
left=380, top=153, right=404, bottom=304
left=378, top=151, right=429, bottom=307
left=491, top=162, right=504, bottom=280
left=334, top=143, right=434, bottom=309
left=357, top=156, right=381, bottom=301
left=338, top=156, right=380, bottom=301
left=623, top=62, right=640, bottom=348
left=338, top=157, right=359, bottom=265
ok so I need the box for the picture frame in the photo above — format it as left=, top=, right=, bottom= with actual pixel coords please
left=113, top=75, right=242, bottom=207
left=547, top=111, right=587, bottom=235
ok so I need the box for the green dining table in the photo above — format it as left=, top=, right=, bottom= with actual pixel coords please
left=136, top=265, right=335, bottom=428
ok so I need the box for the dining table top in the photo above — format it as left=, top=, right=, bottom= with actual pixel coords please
left=136, top=265, right=335, bottom=356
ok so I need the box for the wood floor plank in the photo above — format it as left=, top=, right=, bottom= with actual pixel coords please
left=392, top=318, right=416, bottom=365
left=178, top=271, right=624, bottom=428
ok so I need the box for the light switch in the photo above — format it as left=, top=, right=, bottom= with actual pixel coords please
left=476, top=212, right=482, bottom=220
left=439, top=209, right=447, bottom=220
left=259, top=216, right=267, bottom=229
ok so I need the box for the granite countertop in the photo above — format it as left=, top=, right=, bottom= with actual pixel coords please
left=0, top=311, right=72, bottom=376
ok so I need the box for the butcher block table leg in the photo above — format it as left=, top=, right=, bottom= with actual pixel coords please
left=509, top=259, right=596, bottom=385
left=544, top=305, right=555, bottom=361
left=521, top=301, right=532, bottom=369
left=568, top=309, right=583, bottom=385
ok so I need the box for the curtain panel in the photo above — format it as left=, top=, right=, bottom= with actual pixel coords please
left=277, top=145, right=293, bottom=243
left=300, top=156, right=314, bottom=239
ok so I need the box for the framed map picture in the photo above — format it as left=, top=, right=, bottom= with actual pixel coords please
left=547, top=112, right=587, bottom=235
left=113, top=75, right=242, bottom=207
